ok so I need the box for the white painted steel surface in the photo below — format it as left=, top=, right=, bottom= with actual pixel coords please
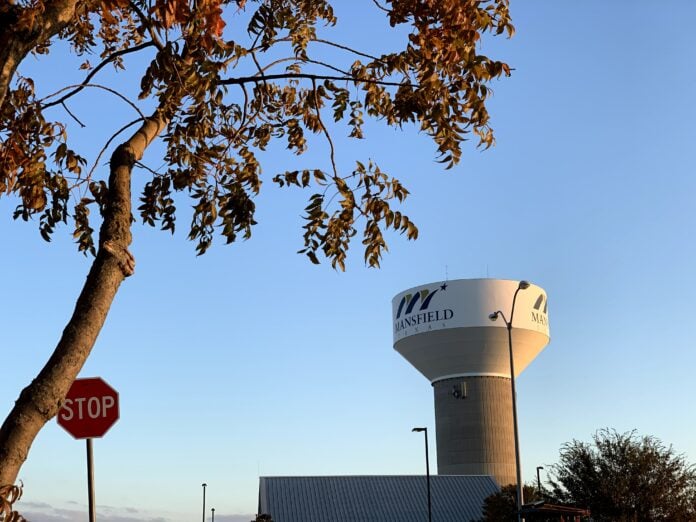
left=392, top=279, right=550, bottom=381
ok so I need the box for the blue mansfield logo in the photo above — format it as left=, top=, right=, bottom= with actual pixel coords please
left=395, top=288, right=439, bottom=319
left=531, top=293, right=549, bottom=326
left=394, top=284, right=454, bottom=334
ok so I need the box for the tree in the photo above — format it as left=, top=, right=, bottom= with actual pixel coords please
left=481, top=484, right=544, bottom=521
left=549, top=429, right=696, bottom=521
left=0, top=0, right=514, bottom=493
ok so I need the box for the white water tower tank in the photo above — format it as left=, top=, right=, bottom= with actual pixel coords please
left=392, top=278, right=550, bottom=486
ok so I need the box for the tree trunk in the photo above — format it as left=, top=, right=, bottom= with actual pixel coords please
left=0, top=0, right=97, bottom=108
left=0, top=116, right=165, bottom=488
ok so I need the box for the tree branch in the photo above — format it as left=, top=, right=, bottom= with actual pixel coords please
left=0, top=110, right=167, bottom=488
left=247, top=36, right=385, bottom=65
left=371, top=0, right=390, bottom=13
left=229, top=83, right=250, bottom=146
left=305, top=59, right=351, bottom=76
left=41, top=83, right=145, bottom=119
left=249, top=47, right=268, bottom=89
left=0, top=0, right=101, bottom=108
left=128, top=1, right=165, bottom=50
left=219, top=72, right=406, bottom=88
left=61, top=101, right=86, bottom=128
left=314, top=38, right=384, bottom=63
left=311, top=78, right=337, bottom=178
left=86, top=118, right=145, bottom=181
left=256, top=56, right=298, bottom=74
left=41, top=42, right=156, bottom=110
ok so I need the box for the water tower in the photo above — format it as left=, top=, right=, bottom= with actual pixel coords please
left=392, top=279, right=550, bottom=486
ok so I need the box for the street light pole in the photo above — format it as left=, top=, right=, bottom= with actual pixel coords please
left=489, top=280, right=530, bottom=522
left=412, top=427, right=432, bottom=522
left=211, top=507, right=215, bottom=522
left=201, top=483, right=207, bottom=522
left=536, top=466, right=544, bottom=497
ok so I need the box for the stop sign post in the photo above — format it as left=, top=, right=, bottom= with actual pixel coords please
left=58, top=377, right=120, bottom=522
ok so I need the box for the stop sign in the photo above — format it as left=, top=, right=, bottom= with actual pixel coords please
left=57, top=377, right=119, bottom=439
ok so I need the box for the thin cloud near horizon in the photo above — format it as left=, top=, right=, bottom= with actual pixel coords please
left=16, top=501, right=254, bottom=522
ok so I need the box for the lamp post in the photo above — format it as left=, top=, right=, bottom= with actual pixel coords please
left=412, top=427, right=432, bottom=522
left=211, top=507, right=215, bottom=522
left=536, top=466, right=544, bottom=497
left=201, top=483, right=207, bottom=522
left=489, top=280, right=530, bottom=522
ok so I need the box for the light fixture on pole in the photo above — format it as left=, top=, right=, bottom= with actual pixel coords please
left=489, top=280, right=530, bottom=522
left=412, top=427, right=432, bottom=522
left=536, top=466, right=544, bottom=496
left=201, top=483, right=207, bottom=522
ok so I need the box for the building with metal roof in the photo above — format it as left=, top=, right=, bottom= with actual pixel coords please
left=258, top=475, right=499, bottom=522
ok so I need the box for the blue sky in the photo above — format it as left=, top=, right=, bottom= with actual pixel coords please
left=3, top=1, right=696, bottom=521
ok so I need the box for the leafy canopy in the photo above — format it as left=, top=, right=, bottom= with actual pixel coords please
left=549, top=429, right=696, bottom=522
left=0, top=0, right=513, bottom=269
left=481, top=484, right=544, bottom=522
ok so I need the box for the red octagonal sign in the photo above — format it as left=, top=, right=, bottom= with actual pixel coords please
left=57, top=377, right=119, bottom=439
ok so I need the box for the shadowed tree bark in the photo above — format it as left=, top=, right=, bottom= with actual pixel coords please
left=0, top=115, right=165, bottom=486
left=0, top=0, right=100, bottom=108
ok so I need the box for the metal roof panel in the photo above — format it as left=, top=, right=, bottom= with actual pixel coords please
left=258, top=475, right=499, bottom=522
